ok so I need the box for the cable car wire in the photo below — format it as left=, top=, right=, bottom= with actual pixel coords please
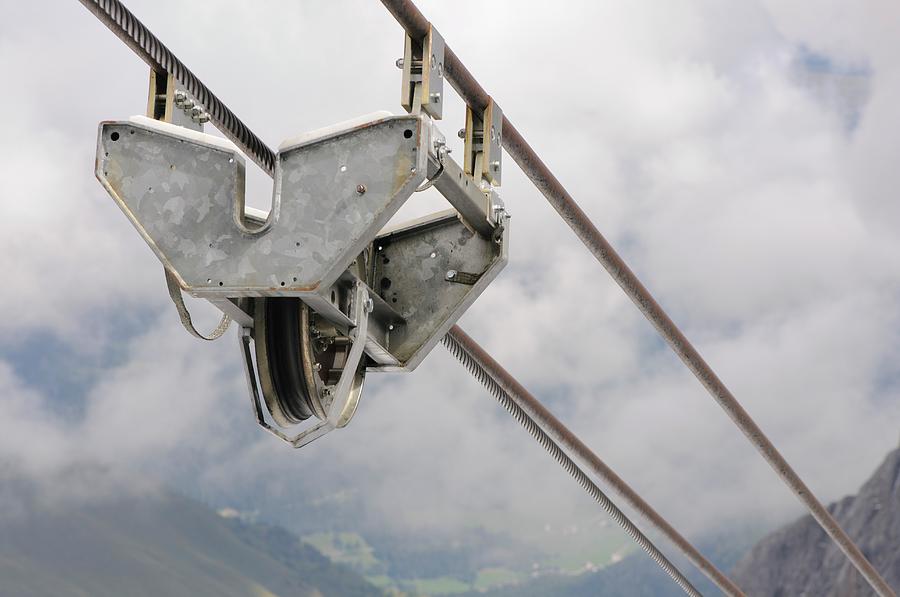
left=378, top=1, right=896, bottom=594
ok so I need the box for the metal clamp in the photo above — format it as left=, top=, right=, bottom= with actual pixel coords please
left=399, top=24, right=445, bottom=119
left=464, top=98, right=503, bottom=186
left=241, top=282, right=371, bottom=448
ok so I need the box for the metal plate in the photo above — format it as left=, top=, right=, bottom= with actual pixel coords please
left=482, top=99, right=502, bottom=186
left=96, top=113, right=428, bottom=297
left=372, top=210, right=508, bottom=371
left=422, top=26, right=444, bottom=120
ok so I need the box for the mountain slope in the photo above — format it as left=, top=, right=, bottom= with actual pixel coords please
left=732, top=447, right=900, bottom=596
left=469, top=528, right=760, bottom=597
left=0, top=479, right=382, bottom=597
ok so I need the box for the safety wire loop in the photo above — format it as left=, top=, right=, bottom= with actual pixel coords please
left=379, top=1, right=896, bottom=595
left=442, top=327, right=702, bottom=597
left=164, top=268, right=231, bottom=341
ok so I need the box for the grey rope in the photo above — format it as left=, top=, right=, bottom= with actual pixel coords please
left=442, top=329, right=702, bottom=597
left=77, top=0, right=276, bottom=174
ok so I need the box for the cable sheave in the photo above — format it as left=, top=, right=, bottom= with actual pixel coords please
left=443, top=328, right=702, bottom=597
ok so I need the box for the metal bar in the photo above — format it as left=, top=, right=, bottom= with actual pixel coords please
left=445, top=326, right=743, bottom=596
left=77, top=0, right=276, bottom=174
left=443, top=327, right=703, bottom=597
left=426, top=153, right=493, bottom=237
left=378, top=2, right=896, bottom=596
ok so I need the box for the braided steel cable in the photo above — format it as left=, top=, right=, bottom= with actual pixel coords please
left=380, top=2, right=896, bottom=595
left=445, top=327, right=745, bottom=596
left=77, top=0, right=276, bottom=174
left=443, top=327, right=702, bottom=597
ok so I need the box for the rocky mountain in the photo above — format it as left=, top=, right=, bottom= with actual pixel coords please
left=732, top=447, right=900, bottom=596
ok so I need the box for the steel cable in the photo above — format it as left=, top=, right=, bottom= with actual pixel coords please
left=445, top=326, right=745, bottom=596
left=77, top=0, right=276, bottom=174
left=379, top=2, right=896, bottom=595
left=442, top=327, right=702, bottom=597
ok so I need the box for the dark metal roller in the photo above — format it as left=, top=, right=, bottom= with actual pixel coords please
left=253, top=298, right=320, bottom=427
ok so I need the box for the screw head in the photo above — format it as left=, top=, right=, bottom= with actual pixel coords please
left=457, top=128, right=466, bottom=139
left=356, top=184, right=367, bottom=195
left=446, top=269, right=457, bottom=280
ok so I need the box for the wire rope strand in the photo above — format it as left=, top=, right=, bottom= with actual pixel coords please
left=445, top=326, right=746, bottom=596
left=77, top=0, right=276, bottom=174
left=442, top=329, right=703, bottom=597
left=379, top=2, right=897, bottom=594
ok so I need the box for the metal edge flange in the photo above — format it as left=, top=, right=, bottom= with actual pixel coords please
left=241, top=283, right=372, bottom=448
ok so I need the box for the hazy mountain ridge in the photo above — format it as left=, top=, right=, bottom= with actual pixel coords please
left=732, top=447, right=900, bottom=596
left=469, top=527, right=761, bottom=597
left=0, top=475, right=382, bottom=597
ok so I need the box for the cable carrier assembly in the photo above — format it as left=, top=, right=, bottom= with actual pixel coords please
left=79, top=0, right=897, bottom=595
left=95, top=26, right=508, bottom=448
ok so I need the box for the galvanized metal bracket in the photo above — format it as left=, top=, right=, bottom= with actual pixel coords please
left=96, top=112, right=428, bottom=297
left=465, top=98, right=503, bottom=187
left=372, top=209, right=508, bottom=371
left=241, top=282, right=372, bottom=448
left=96, top=109, right=507, bottom=374
left=147, top=69, right=208, bottom=130
left=400, top=24, right=444, bottom=120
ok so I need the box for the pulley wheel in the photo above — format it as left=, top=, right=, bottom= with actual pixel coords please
left=254, top=298, right=322, bottom=426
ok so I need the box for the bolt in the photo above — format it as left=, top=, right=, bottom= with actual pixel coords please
left=356, top=184, right=367, bottom=195
left=365, top=297, right=374, bottom=313
left=446, top=269, right=457, bottom=280
left=491, top=160, right=501, bottom=171
left=314, top=363, right=322, bottom=372
left=198, top=113, right=210, bottom=124
left=182, top=99, right=195, bottom=110
left=395, top=58, right=404, bottom=69
left=174, top=90, right=187, bottom=106
left=430, top=92, right=441, bottom=103
left=457, top=128, right=466, bottom=139
left=388, top=324, right=395, bottom=331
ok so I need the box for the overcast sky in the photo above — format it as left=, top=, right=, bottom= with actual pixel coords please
left=1, top=0, right=899, bottom=547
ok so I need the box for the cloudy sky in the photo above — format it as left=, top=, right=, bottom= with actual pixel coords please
left=1, top=0, right=898, bottom=549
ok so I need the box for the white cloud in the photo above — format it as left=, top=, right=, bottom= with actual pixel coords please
left=0, top=0, right=898, bottom=549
